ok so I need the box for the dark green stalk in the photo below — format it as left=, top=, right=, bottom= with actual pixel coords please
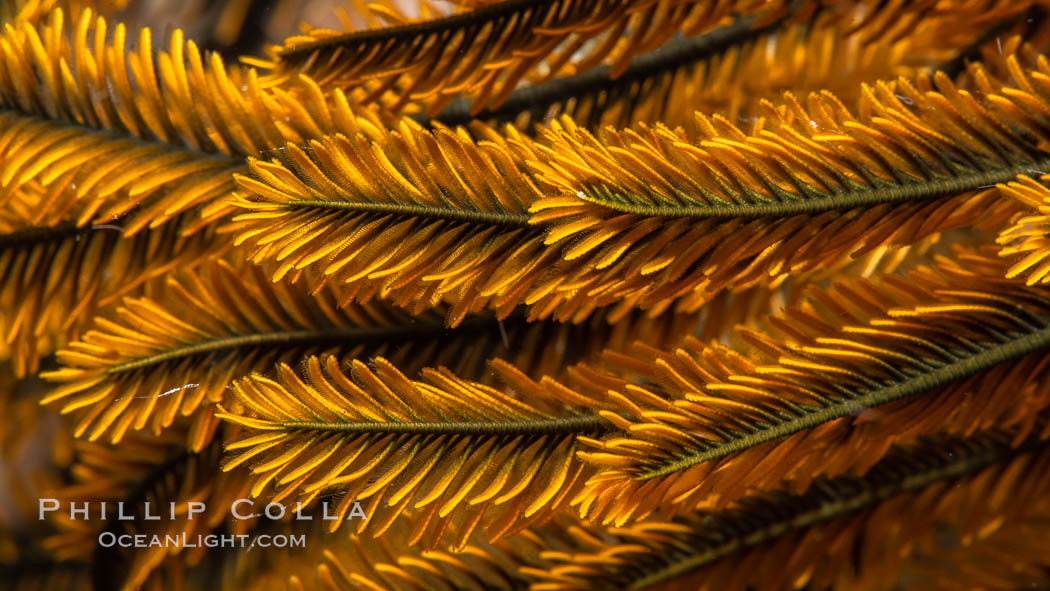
left=280, top=415, right=612, bottom=436
left=278, top=199, right=531, bottom=227
left=626, top=430, right=1044, bottom=590
left=639, top=325, right=1050, bottom=480
left=580, top=157, right=1050, bottom=219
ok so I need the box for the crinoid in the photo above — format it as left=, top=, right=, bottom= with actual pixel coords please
left=4, top=0, right=1050, bottom=589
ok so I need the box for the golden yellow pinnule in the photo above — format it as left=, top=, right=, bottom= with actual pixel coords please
left=228, top=121, right=551, bottom=325
left=258, top=0, right=789, bottom=113
left=39, top=259, right=486, bottom=447
left=533, top=428, right=1050, bottom=591
left=572, top=252, right=1050, bottom=524
left=218, top=354, right=612, bottom=548
left=997, top=174, right=1050, bottom=284
left=234, top=57, right=1050, bottom=325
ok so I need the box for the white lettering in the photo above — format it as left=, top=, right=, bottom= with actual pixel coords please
left=38, top=498, right=59, bottom=520
left=70, top=502, right=89, bottom=520
left=187, top=501, right=205, bottom=520
left=263, top=503, right=285, bottom=520
left=231, top=499, right=255, bottom=520
left=347, top=501, right=367, bottom=520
